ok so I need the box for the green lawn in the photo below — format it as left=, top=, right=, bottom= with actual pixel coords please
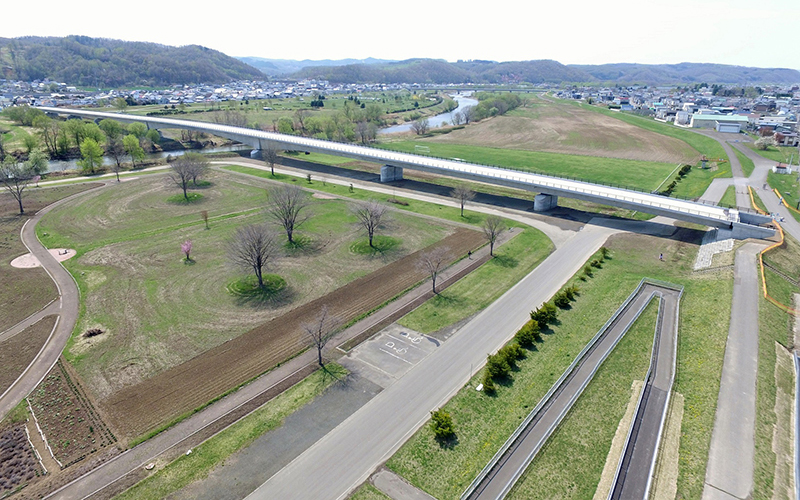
left=733, top=146, right=756, bottom=178
left=377, top=141, right=675, bottom=193
left=387, top=230, right=732, bottom=499
left=768, top=170, right=800, bottom=222
left=748, top=143, right=796, bottom=165
left=720, top=186, right=736, bottom=208
left=114, top=365, right=347, bottom=500
left=399, top=227, right=553, bottom=334
left=507, top=299, right=657, bottom=499
left=348, top=484, right=392, bottom=500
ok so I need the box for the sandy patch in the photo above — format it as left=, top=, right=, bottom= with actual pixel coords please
left=312, top=193, right=337, bottom=200
left=10, top=249, right=76, bottom=268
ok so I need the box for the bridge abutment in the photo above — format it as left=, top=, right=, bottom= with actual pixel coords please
left=380, top=165, right=404, bottom=182
left=250, top=149, right=262, bottom=159
left=534, top=193, right=558, bottom=211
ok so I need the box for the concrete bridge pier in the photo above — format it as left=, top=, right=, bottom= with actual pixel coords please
left=380, top=165, right=404, bottom=182
left=534, top=193, right=558, bottom=211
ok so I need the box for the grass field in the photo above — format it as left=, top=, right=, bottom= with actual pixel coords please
left=113, top=365, right=346, bottom=500
left=387, top=230, right=732, bottom=499
left=747, top=143, right=797, bottom=165
left=733, top=146, right=756, bottom=178
left=768, top=171, right=800, bottom=222
left=36, top=172, right=454, bottom=401
left=0, top=183, right=101, bottom=332
left=399, top=227, right=553, bottom=334
left=425, top=96, right=697, bottom=164
left=720, top=185, right=736, bottom=207
left=506, top=299, right=658, bottom=499
left=348, top=483, right=392, bottom=500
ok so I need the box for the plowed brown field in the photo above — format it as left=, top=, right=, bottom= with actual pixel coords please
left=102, top=228, right=483, bottom=438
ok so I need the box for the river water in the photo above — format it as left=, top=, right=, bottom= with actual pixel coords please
left=378, top=93, right=478, bottom=135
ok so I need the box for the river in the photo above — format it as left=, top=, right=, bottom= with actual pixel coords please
left=379, top=92, right=478, bottom=135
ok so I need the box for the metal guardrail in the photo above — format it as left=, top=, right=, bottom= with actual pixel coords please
left=460, top=278, right=676, bottom=500
left=607, top=281, right=683, bottom=500
left=37, top=106, right=754, bottom=226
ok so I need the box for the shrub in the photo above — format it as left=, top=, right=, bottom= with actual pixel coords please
left=499, top=343, right=523, bottom=368
left=531, top=302, right=558, bottom=326
left=482, top=371, right=496, bottom=394
left=486, top=352, right=511, bottom=379
left=84, top=328, right=104, bottom=338
left=515, top=319, right=540, bottom=347
left=583, top=265, right=594, bottom=277
left=590, top=259, right=602, bottom=268
left=430, top=409, right=455, bottom=439
left=554, top=292, right=571, bottom=309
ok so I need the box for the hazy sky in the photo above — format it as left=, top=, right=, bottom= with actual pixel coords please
left=5, top=0, right=800, bottom=70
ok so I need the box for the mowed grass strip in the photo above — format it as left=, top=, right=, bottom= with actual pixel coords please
left=0, top=316, right=57, bottom=395
left=768, top=170, right=800, bottom=223
left=102, top=228, right=484, bottom=439
left=348, top=483, right=392, bottom=500
left=113, top=365, right=346, bottom=500
left=399, top=227, right=553, bottom=334
left=378, top=141, right=675, bottom=193
left=387, top=230, right=731, bottom=500
left=0, top=183, right=101, bottom=331
left=506, top=298, right=658, bottom=499
left=733, top=146, right=756, bottom=178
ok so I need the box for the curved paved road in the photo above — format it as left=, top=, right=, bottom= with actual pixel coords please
left=0, top=186, right=103, bottom=420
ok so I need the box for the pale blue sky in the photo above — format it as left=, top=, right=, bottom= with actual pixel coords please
left=6, top=0, right=800, bottom=70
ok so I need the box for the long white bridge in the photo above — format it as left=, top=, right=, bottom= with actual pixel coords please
left=38, top=106, right=774, bottom=239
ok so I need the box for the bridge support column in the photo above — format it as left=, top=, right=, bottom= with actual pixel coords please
left=250, top=149, right=262, bottom=159
left=380, top=165, right=403, bottom=182
left=534, top=193, right=558, bottom=211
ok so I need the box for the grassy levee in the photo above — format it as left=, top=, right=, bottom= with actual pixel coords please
left=720, top=186, right=736, bottom=208
left=767, top=171, right=800, bottom=222
left=378, top=141, right=675, bottom=193
left=506, top=298, right=658, bottom=499
left=399, top=228, right=553, bottom=334
left=733, top=146, right=756, bottom=178
left=112, top=365, right=346, bottom=500
left=387, top=231, right=731, bottom=499
left=0, top=183, right=101, bottom=331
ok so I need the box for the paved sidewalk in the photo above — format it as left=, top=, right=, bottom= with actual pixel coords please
left=702, top=243, right=765, bottom=500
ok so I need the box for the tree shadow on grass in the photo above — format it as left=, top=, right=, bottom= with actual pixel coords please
left=318, top=363, right=349, bottom=389
left=191, top=180, right=214, bottom=189
left=227, top=275, right=295, bottom=309
left=435, top=434, right=459, bottom=450
left=492, top=254, right=519, bottom=268
left=283, top=234, right=320, bottom=255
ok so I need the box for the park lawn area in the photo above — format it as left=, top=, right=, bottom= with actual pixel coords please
left=113, top=365, right=346, bottom=500
left=747, top=143, right=795, bottom=164
left=399, top=227, right=553, bottom=334
left=387, top=230, right=732, bottom=500
left=720, top=185, right=736, bottom=207
left=767, top=171, right=800, bottom=222
left=0, top=183, right=101, bottom=331
left=378, top=141, right=676, bottom=193
left=506, top=298, right=658, bottom=499
left=733, top=146, right=756, bottom=178
left=36, top=171, right=453, bottom=400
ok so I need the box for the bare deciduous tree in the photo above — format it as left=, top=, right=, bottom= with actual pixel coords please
left=168, top=153, right=208, bottom=199
left=0, top=160, right=34, bottom=214
left=411, top=117, right=430, bottom=135
left=482, top=215, right=504, bottom=257
left=451, top=111, right=464, bottom=126
left=303, top=305, right=342, bottom=366
left=228, top=224, right=279, bottom=288
left=452, top=184, right=476, bottom=217
left=184, top=152, right=209, bottom=186
left=462, top=106, right=474, bottom=124
left=266, top=184, right=311, bottom=244
left=263, top=144, right=280, bottom=176
left=352, top=200, right=390, bottom=248
left=418, top=246, right=451, bottom=294
left=106, top=137, right=125, bottom=182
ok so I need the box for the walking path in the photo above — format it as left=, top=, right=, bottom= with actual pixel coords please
left=702, top=243, right=765, bottom=499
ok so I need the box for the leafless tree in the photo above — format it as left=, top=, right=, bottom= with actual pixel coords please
left=106, top=137, right=125, bottom=182
left=266, top=184, right=311, bottom=244
left=169, top=153, right=208, bottom=199
left=352, top=200, right=390, bottom=248
left=462, top=106, right=475, bottom=124
left=228, top=223, right=279, bottom=288
left=184, top=152, right=209, bottom=186
left=452, top=184, right=476, bottom=217
left=451, top=111, right=464, bottom=126
left=418, top=246, right=451, bottom=294
left=0, top=160, right=34, bottom=214
left=482, top=215, right=504, bottom=257
left=303, top=305, right=342, bottom=366
left=294, top=109, right=309, bottom=135
left=411, top=117, right=430, bottom=135
left=263, top=144, right=280, bottom=176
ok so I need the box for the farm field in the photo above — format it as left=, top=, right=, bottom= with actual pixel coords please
left=0, top=183, right=101, bottom=332
left=0, top=316, right=57, bottom=396
left=35, top=170, right=490, bottom=438
left=0, top=424, right=43, bottom=497
left=424, top=95, right=698, bottom=165
left=387, top=230, right=732, bottom=500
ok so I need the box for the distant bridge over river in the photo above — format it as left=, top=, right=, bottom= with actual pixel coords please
left=37, top=106, right=774, bottom=239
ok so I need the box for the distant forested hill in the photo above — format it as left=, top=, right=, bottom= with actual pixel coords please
left=290, top=58, right=800, bottom=85
left=0, top=36, right=265, bottom=87
left=569, top=62, right=800, bottom=85
left=238, top=56, right=394, bottom=76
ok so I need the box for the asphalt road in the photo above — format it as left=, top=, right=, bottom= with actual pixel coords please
left=247, top=222, right=621, bottom=500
